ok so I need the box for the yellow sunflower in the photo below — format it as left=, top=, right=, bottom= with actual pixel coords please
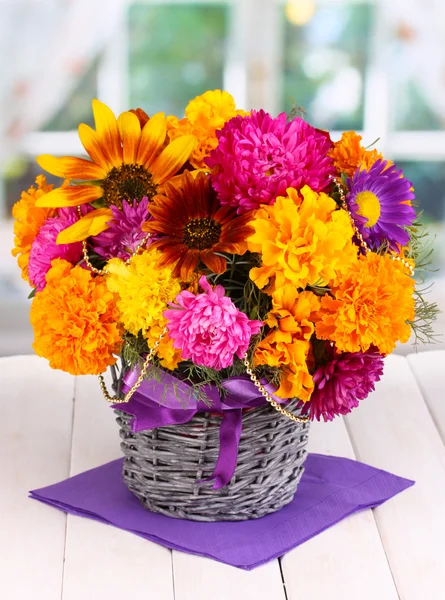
left=35, top=100, right=197, bottom=243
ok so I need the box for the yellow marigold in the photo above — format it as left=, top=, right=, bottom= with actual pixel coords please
left=254, top=288, right=320, bottom=401
left=11, top=175, right=56, bottom=283
left=248, top=186, right=358, bottom=294
left=30, top=259, right=122, bottom=376
left=106, top=250, right=182, bottom=370
left=328, top=131, right=383, bottom=177
left=167, top=90, right=247, bottom=169
left=315, top=252, right=415, bottom=354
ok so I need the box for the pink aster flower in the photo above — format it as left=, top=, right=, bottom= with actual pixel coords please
left=28, top=208, right=83, bottom=291
left=299, top=344, right=384, bottom=422
left=205, top=110, right=335, bottom=214
left=92, top=197, right=150, bottom=260
left=164, top=276, right=262, bottom=370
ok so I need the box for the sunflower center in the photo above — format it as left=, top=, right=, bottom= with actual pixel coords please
left=183, top=217, right=222, bottom=250
left=355, top=191, right=381, bottom=228
left=102, top=164, right=157, bottom=209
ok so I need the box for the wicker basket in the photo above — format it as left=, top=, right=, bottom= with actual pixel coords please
left=116, top=399, right=310, bottom=521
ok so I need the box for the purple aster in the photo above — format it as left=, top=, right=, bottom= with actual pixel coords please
left=346, top=160, right=416, bottom=251
left=91, top=197, right=151, bottom=260
left=298, top=344, right=384, bottom=422
left=28, top=207, right=83, bottom=291
left=205, top=110, right=335, bottom=214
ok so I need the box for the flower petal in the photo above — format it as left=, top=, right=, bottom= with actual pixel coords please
left=151, top=135, right=197, bottom=185
left=92, top=99, right=123, bottom=168
left=78, top=123, right=113, bottom=171
left=36, top=155, right=107, bottom=180
left=137, top=112, right=167, bottom=167
left=200, top=251, right=227, bottom=274
left=35, top=185, right=103, bottom=208
left=117, top=111, right=141, bottom=164
left=56, top=208, right=113, bottom=244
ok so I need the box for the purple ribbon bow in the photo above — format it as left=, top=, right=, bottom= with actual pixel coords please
left=112, top=369, right=282, bottom=488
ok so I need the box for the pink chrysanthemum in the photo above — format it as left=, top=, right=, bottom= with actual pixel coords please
left=28, top=208, right=83, bottom=291
left=206, top=110, right=335, bottom=214
left=164, top=276, right=262, bottom=370
left=299, top=344, right=384, bottom=422
left=92, top=197, right=150, bottom=260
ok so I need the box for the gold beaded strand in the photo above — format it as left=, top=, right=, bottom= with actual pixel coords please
left=330, top=176, right=415, bottom=276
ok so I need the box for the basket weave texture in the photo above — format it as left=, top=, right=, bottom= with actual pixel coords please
left=116, top=399, right=310, bottom=521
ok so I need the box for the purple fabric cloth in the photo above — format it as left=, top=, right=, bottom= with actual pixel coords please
left=29, top=454, right=414, bottom=570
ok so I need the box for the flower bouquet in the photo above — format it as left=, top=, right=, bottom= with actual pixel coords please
left=12, top=90, right=436, bottom=521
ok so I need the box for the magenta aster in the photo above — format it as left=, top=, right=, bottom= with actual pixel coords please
left=28, top=208, right=83, bottom=291
left=92, top=197, right=150, bottom=260
left=346, top=160, right=416, bottom=251
left=205, top=110, right=334, bottom=214
left=164, top=276, right=262, bottom=370
left=299, top=344, right=385, bottom=422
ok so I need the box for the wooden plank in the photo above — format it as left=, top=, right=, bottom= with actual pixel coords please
left=0, top=355, right=74, bottom=600
left=173, top=553, right=286, bottom=600
left=407, top=350, right=445, bottom=443
left=61, top=372, right=174, bottom=600
left=345, top=353, right=445, bottom=600
left=281, top=418, right=398, bottom=600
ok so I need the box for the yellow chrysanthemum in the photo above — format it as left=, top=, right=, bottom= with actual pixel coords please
left=328, top=131, right=384, bottom=177
left=167, top=90, right=247, bottom=169
left=11, top=175, right=56, bottom=283
left=315, top=252, right=415, bottom=354
left=254, top=288, right=320, bottom=400
left=106, top=250, right=183, bottom=370
left=248, top=186, right=358, bottom=294
left=34, top=99, right=196, bottom=243
left=30, top=259, right=123, bottom=376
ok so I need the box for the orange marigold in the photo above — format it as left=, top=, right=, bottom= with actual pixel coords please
left=30, top=259, right=123, bottom=375
left=11, top=175, right=56, bottom=283
left=254, top=288, right=320, bottom=400
left=315, top=252, right=415, bottom=354
left=248, top=186, right=358, bottom=294
left=167, top=90, right=247, bottom=169
left=328, top=131, right=383, bottom=177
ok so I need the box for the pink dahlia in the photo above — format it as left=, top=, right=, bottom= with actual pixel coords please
left=28, top=208, right=83, bottom=291
left=299, top=344, right=385, bottom=422
left=92, top=197, right=150, bottom=260
left=164, top=276, right=262, bottom=370
left=205, top=110, right=335, bottom=214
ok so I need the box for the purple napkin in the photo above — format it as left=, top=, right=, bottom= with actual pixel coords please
left=30, top=454, right=413, bottom=570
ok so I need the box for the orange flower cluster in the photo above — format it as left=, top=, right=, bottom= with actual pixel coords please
left=11, top=175, right=56, bottom=282
left=328, top=131, right=383, bottom=177
left=167, top=90, right=246, bottom=169
left=30, top=259, right=123, bottom=375
left=315, top=253, right=415, bottom=355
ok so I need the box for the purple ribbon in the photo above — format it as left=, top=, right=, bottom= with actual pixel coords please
left=112, top=369, right=283, bottom=489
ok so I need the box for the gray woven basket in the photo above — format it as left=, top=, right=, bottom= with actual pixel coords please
left=115, top=399, right=310, bottom=521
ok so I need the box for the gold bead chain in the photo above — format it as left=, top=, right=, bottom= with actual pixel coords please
left=99, top=328, right=167, bottom=404
left=330, top=176, right=415, bottom=277
left=243, top=356, right=310, bottom=423
left=77, top=206, right=150, bottom=276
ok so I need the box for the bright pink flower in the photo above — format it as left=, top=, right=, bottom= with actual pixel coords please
left=206, top=110, right=334, bottom=214
left=28, top=208, right=83, bottom=291
left=164, top=276, right=262, bottom=370
left=299, top=344, right=385, bottom=422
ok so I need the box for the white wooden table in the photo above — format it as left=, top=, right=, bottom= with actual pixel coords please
left=1, top=351, right=445, bottom=600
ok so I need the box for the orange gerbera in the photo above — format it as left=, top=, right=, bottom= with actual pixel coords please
left=167, top=90, right=247, bottom=169
left=11, top=175, right=56, bottom=283
left=30, top=259, right=123, bottom=376
left=143, top=171, right=254, bottom=280
left=315, top=252, right=415, bottom=354
left=328, top=131, right=383, bottom=177
left=35, top=99, right=196, bottom=243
